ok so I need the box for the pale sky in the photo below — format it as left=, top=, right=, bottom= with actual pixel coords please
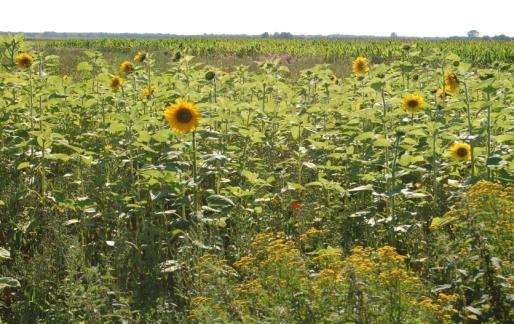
left=1, top=0, right=513, bottom=37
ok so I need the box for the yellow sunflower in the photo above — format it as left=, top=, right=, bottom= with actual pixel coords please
left=109, top=76, right=123, bottom=91
left=450, top=142, right=471, bottom=161
left=444, top=72, right=459, bottom=93
left=402, top=94, right=426, bottom=113
left=164, top=100, right=201, bottom=133
left=140, top=85, right=156, bottom=98
left=134, top=52, right=147, bottom=63
left=63, top=75, right=70, bottom=83
left=119, top=61, right=134, bottom=74
left=16, top=53, right=33, bottom=68
left=352, top=57, right=369, bottom=75
left=329, top=74, right=340, bottom=84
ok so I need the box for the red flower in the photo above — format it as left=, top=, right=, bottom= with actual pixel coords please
left=291, top=201, right=304, bottom=209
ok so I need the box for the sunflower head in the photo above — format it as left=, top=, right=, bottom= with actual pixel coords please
left=120, top=61, right=134, bottom=74
left=164, top=100, right=201, bottom=133
left=444, top=72, right=459, bottom=93
left=450, top=142, right=471, bottom=161
left=134, top=52, right=147, bottom=63
left=402, top=94, right=426, bottom=113
left=63, top=75, right=70, bottom=83
left=352, top=57, right=369, bottom=75
left=110, top=76, right=123, bottom=91
left=140, top=85, right=156, bottom=99
left=205, top=71, right=216, bottom=81
left=435, top=88, right=445, bottom=98
left=329, top=74, right=340, bottom=84
left=16, top=53, right=33, bottom=69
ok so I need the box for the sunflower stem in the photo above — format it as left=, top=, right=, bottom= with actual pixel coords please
left=192, top=131, right=198, bottom=216
left=486, top=92, right=492, bottom=180
left=29, top=67, right=34, bottom=159
left=213, top=78, right=217, bottom=103
left=463, top=81, right=475, bottom=177
left=431, top=127, right=438, bottom=211
left=390, top=133, right=402, bottom=225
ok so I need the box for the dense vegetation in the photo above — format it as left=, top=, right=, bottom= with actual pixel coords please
left=0, top=35, right=513, bottom=322
left=30, top=36, right=514, bottom=65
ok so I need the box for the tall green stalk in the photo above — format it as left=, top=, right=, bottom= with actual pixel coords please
left=463, top=81, right=476, bottom=177
left=192, top=131, right=198, bottom=216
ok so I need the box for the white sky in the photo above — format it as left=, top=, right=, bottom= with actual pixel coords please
left=1, top=0, right=513, bottom=37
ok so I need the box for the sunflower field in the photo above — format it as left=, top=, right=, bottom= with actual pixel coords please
left=0, top=36, right=513, bottom=323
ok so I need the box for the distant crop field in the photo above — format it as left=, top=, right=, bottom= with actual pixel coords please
left=31, top=37, right=514, bottom=64
left=0, top=34, right=513, bottom=322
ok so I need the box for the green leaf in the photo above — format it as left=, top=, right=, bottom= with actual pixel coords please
left=291, top=126, right=301, bottom=140
left=0, top=277, right=20, bottom=289
left=458, top=63, right=472, bottom=73
left=76, top=62, right=93, bottom=73
left=153, top=129, right=171, bottom=143
left=45, top=153, right=70, bottom=162
left=207, top=194, right=235, bottom=209
left=348, top=184, right=373, bottom=193
left=242, top=170, right=259, bottom=183
left=17, top=162, right=30, bottom=170
left=0, top=247, right=10, bottom=259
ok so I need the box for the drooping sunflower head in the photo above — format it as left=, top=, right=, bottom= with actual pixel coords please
left=444, top=72, right=459, bottom=93
left=134, top=52, right=147, bottom=63
left=352, top=57, right=369, bottom=75
left=164, top=100, right=201, bottom=133
left=402, top=94, right=426, bottom=113
left=140, top=85, right=156, bottom=99
left=16, top=53, right=33, bottom=69
left=205, top=71, right=216, bottom=81
left=119, top=61, right=134, bottom=74
left=450, top=142, right=471, bottom=161
left=109, top=76, right=123, bottom=91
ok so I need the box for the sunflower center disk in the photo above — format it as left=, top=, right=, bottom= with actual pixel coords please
left=177, top=109, right=193, bottom=123
left=456, top=148, right=468, bottom=157
left=408, top=100, right=418, bottom=108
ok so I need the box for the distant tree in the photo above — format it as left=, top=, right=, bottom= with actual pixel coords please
left=467, top=30, right=480, bottom=38
left=390, top=32, right=398, bottom=38
left=261, top=32, right=269, bottom=38
left=492, top=34, right=509, bottom=40
left=272, top=32, right=293, bottom=39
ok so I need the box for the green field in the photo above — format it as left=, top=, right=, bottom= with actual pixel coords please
left=0, top=35, right=513, bottom=322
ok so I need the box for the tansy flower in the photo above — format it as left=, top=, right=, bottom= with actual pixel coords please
left=134, top=52, right=147, bottom=63
left=402, top=94, right=426, bottom=113
left=164, top=100, right=201, bottom=133
left=119, top=61, right=134, bottom=74
left=109, top=76, right=123, bottom=91
left=445, top=71, right=459, bottom=93
left=16, top=53, right=33, bottom=68
left=352, top=57, right=369, bottom=75
left=450, top=142, right=471, bottom=161
left=140, top=85, right=156, bottom=98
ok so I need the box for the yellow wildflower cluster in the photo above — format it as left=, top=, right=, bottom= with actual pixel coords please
left=299, top=226, right=327, bottom=243
left=189, top=235, right=450, bottom=322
